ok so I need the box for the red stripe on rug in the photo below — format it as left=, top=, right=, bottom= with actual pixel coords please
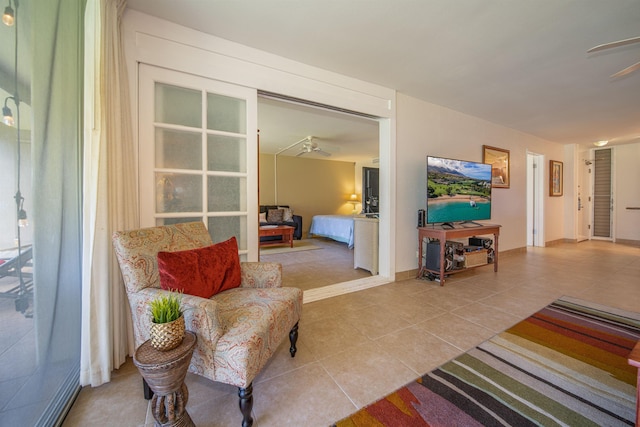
left=527, top=313, right=635, bottom=357
left=366, top=386, right=428, bottom=426
left=534, top=309, right=637, bottom=352
left=508, top=318, right=637, bottom=384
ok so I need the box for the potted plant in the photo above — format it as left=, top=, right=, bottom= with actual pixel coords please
left=149, top=292, right=185, bottom=351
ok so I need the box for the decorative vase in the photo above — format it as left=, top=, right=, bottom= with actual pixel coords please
left=150, top=314, right=185, bottom=351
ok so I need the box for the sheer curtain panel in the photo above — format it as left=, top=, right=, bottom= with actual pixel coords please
left=80, top=0, right=138, bottom=387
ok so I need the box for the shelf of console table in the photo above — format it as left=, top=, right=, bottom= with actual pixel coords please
left=417, top=223, right=501, bottom=286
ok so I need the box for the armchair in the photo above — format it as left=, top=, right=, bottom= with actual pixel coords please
left=112, top=222, right=303, bottom=427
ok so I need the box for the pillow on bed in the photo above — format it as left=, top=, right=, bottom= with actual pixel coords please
left=259, top=212, right=267, bottom=222
left=278, top=207, right=294, bottom=222
left=267, top=208, right=284, bottom=223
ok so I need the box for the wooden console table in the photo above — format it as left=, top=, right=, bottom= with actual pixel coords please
left=417, top=224, right=501, bottom=285
left=259, top=225, right=295, bottom=248
left=133, top=331, right=197, bottom=427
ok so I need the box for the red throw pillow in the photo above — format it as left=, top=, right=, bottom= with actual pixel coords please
left=158, top=237, right=241, bottom=298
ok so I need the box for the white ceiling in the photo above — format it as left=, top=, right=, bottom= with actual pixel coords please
left=127, top=0, right=640, bottom=157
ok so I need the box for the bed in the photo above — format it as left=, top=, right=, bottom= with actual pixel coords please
left=309, top=215, right=355, bottom=249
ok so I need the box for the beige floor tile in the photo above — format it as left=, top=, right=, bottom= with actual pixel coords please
left=253, top=363, right=356, bottom=427
left=375, top=325, right=461, bottom=375
left=254, top=334, right=317, bottom=383
left=320, top=340, right=417, bottom=409
left=302, top=317, right=371, bottom=360
left=451, top=302, right=524, bottom=332
left=63, top=359, right=147, bottom=427
left=384, top=291, right=448, bottom=324
left=186, top=384, right=245, bottom=427
left=344, top=304, right=413, bottom=340
left=417, top=313, right=495, bottom=350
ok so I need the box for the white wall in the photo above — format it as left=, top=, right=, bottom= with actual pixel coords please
left=395, top=94, right=566, bottom=273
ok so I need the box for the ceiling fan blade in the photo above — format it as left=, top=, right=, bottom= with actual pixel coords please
left=611, top=60, right=640, bottom=78
left=295, top=151, right=307, bottom=157
left=588, top=36, right=640, bottom=53
left=316, top=149, right=331, bottom=157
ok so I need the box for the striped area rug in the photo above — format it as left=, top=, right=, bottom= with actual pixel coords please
left=334, top=297, right=640, bottom=426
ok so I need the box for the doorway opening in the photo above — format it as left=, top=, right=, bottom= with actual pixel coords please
left=257, top=93, right=383, bottom=296
left=591, top=148, right=614, bottom=240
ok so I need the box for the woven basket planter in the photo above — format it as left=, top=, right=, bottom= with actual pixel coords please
left=150, top=315, right=185, bottom=351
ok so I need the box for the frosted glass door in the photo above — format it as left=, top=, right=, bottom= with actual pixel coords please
left=139, top=65, right=258, bottom=259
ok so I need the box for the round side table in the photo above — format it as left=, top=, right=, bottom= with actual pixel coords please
left=133, top=331, right=197, bottom=427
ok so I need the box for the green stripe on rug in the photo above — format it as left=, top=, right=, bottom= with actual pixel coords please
left=441, top=353, right=598, bottom=426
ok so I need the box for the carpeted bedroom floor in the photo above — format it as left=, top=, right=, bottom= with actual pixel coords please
left=63, top=240, right=640, bottom=426
left=259, top=237, right=372, bottom=291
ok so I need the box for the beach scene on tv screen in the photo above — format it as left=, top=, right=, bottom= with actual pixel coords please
left=427, top=157, right=492, bottom=223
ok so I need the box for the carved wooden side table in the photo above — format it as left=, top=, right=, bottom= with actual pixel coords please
left=134, top=331, right=197, bottom=427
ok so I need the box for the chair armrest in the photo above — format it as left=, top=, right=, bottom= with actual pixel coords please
left=130, top=287, right=223, bottom=349
left=240, top=262, right=282, bottom=288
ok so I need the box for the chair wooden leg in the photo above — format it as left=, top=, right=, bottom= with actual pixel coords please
left=289, top=322, right=299, bottom=357
left=238, top=383, right=253, bottom=427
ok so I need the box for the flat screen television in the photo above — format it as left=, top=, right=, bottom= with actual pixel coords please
left=426, top=156, right=492, bottom=226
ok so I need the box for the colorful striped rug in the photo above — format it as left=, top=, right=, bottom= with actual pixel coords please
left=334, top=297, right=640, bottom=426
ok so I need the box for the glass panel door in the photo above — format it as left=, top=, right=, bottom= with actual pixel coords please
left=139, top=65, right=258, bottom=259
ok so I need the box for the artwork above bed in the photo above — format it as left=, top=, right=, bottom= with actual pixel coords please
left=309, top=215, right=355, bottom=249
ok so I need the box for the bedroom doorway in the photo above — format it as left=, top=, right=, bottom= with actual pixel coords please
left=257, top=94, right=381, bottom=293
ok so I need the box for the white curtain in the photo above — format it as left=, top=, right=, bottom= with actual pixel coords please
left=80, top=0, right=138, bottom=386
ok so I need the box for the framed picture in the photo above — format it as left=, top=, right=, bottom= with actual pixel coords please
left=482, top=145, right=510, bottom=188
left=549, top=160, right=563, bottom=196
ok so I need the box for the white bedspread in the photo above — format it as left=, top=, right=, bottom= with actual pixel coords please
left=309, top=215, right=354, bottom=248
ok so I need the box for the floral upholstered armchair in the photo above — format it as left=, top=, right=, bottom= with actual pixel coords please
left=112, top=222, right=303, bottom=427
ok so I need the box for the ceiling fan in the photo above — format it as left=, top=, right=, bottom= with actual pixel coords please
left=296, top=137, right=331, bottom=157
left=588, top=36, right=640, bottom=78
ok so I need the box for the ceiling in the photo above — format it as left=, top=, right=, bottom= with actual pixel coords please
left=126, top=1, right=640, bottom=157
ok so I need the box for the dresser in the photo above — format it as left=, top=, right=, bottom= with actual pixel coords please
left=353, top=217, right=379, bottom=275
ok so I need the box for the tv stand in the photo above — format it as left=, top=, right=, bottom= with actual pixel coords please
left=417, top=224, right=501, bottom=285
left=460, top=221, right=483, bottom=227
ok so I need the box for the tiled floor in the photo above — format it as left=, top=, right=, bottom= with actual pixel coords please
left=63, top=240, right=640, bottom=426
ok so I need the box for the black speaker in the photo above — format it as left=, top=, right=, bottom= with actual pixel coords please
left=423, top=240, right=454, bottom=271
left=418, top=209, right=425, bottom=227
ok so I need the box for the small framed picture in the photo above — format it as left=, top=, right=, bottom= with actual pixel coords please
left=549, top=160, right=563, bottom=197
left=482, top=145, right=510, bottom=188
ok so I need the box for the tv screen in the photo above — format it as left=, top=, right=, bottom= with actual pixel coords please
left=426, top=156, right=492, bottom=225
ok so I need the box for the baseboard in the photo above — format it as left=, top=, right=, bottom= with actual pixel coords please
left=498, top=247, right=527, bottom=257
left=615, top=238, right=640, bottom=247
left=395, top=269, right=418, bottom=281
left=545, top=239, right=566, bottom=247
